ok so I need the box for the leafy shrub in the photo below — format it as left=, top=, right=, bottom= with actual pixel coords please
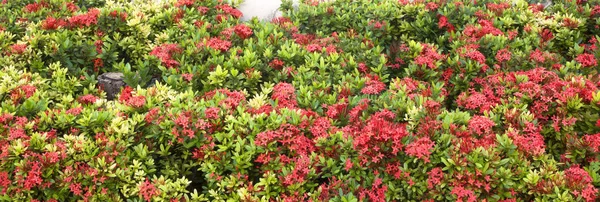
left=1, top=0, right=600, bottom=201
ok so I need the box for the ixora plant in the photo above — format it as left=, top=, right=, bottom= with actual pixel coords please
left=1, top=0, right=600, bottom=201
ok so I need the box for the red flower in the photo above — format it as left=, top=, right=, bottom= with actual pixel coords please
left=10, top=44, right=27, bottom=55
left=150, top=43, right=182, bottom=68
left=427, top=167, right=444, bottom=189
left=425, top=2, right=438, bottom=11
left=24, top=162, right=43, bottom=190
left=0, top=171, right=9, bottom=194
left=197, top=6, right=209, bottom=14
left=361, top=76, right=386, bottom=95
left=70, top=183, right=83, bottom=196
left=405, top=137, right=435, bottom=162
left=437, top=15, right=455, bottom=32
left=310, top=117, right=331, bottom=139
left=465, top=50, right=486, bottom=64
left=565, top=165, right=592, bottom=189
left=20, top=85, right=36, bottom=98
left=228, top=8, right=243, bottom=19
left=234, top=24, right=253, bottom=39
left=583, top=133, right=600, bottom=152
left=468, top=116, right=495, bottom=136
left=487, top=2, right=510, bottom=15
left=576, top=53, right=597, bottom=68
left=42, top=16, right=66, bottom=30
left=66, top=107, right=83, bottom=116
left=68, top=9, right=100, bottom=28
left=64, top=2, right=78, bottom=12
left=495, top=48, right=511, bottom=63
left=145, top=108, right=160, bottom=124
left=181, top=73, right=193, bottom=82
left=119, top=86, right=133, bottom=103
left=512, top=132, right=545, bottom=156
left=95, top=40, right=103, bottom=54
left=203, top=38, right=232, bottom=52
left=127, top=96, right=146, bottom=108
left=529, top=49, right=546, bottom=63
left=204, top=107, right=220, bottom=119
left=24, top=2, right=47, bottom=13
left=581, top=184, right=598, bottom=202
left=175, top=0, right=195, bottom=7
left=269, top=59, right=284, bottom=70
left=93, top=58, right=103, bottom=72
left=78, top=94, right=98, bottom=104
left=306, top=44, right=322, bottom=52
left=414, top=44, right=445, bottom=69
left=272, top=82, right=297, bottom=109
left=451, top=186, right=477, bottom=202
left=139, top=179, right=160, bottom=202
left=540, top=28, right=554, bottom=43
left=344, top=159, right=353, bottom=171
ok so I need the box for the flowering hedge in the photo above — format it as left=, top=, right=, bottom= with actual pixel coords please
left=2, top=0, right=600, bottom=201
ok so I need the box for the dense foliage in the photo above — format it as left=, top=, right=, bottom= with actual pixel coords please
left=1, top=0, right=600, bottom=201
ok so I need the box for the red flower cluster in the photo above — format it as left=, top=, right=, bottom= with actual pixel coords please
left=451, top=186, right=477, bottom=202
left=575, top=53, right=597, bottom=68
left=204, top=89, right=246, bottom=109
left=306, top=44, right=322, bottom=52
left=118, top=86, right=146, bottom=108
left=255, top=124, right=315, bottom=156
left=361, top=75, right=386, bottom=95
left=564, top=165, right=598, bottom=202
left=462, top=19, right=503, bottom=41
left=438, top=15, right=455, bottom=32
left=495, top=48, right=511, bottom=63
left=272, top=82, right=298, bottom=109
left=529, top=48, right=546, bottom=63
left=540, top=28, right=554, bottom=43
left=348, top=109, right=408, bottom=164
left=234, top=24, right=253, bottom=39
left=512, top=131, right=545, bottom=156
left=309, top=117, right=332, bottom=139
left=282, top=155, right=312, bottom=186
left=42, top=16, right=67, bottom=30
left=24, top=2, right=48, bottom=13
left=414, top=44, right=445, bottom=69
left=23, top=162, right=43, bottom=190
left=181, top=73, right=193, bottom=82
left=150, top=43, right=182, bottom=68
left=583, top=133, right=600, bottom=152
left=204, top=107, right=220, bottom=120
left=109, top=10, right=128, bottom=21
left=202, top=37, right=232, bottom=52
left=269, top=58, right=285, bottom=70
left=139, top=179, right=160, bottom=202
left=68, top=9, right=100, bottom=28
left=175, top=0, right=195, bottom=7
left=215, top=4, right=242, bottom=19
left=486, top=2, right=510, bottom=15
left=457, top=91, right=495, bottom=112
left=10, top=85, right=36, bottom=104
left=65, top=2, right=78, bottom=12
left=10, top=43, right=27, bottom=55
left=468, top=115, right=495, bottom=136
left=358, top=177, right=387, bottom=202
left=565, top=165, right=592, bottom=189
left=0, top=171, right=9, bottom=194
left=427, top=167, right=444, bottom=189
left=78, top=94, right=98, bottom=105
left=405, top=136, right=435, bottom=162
